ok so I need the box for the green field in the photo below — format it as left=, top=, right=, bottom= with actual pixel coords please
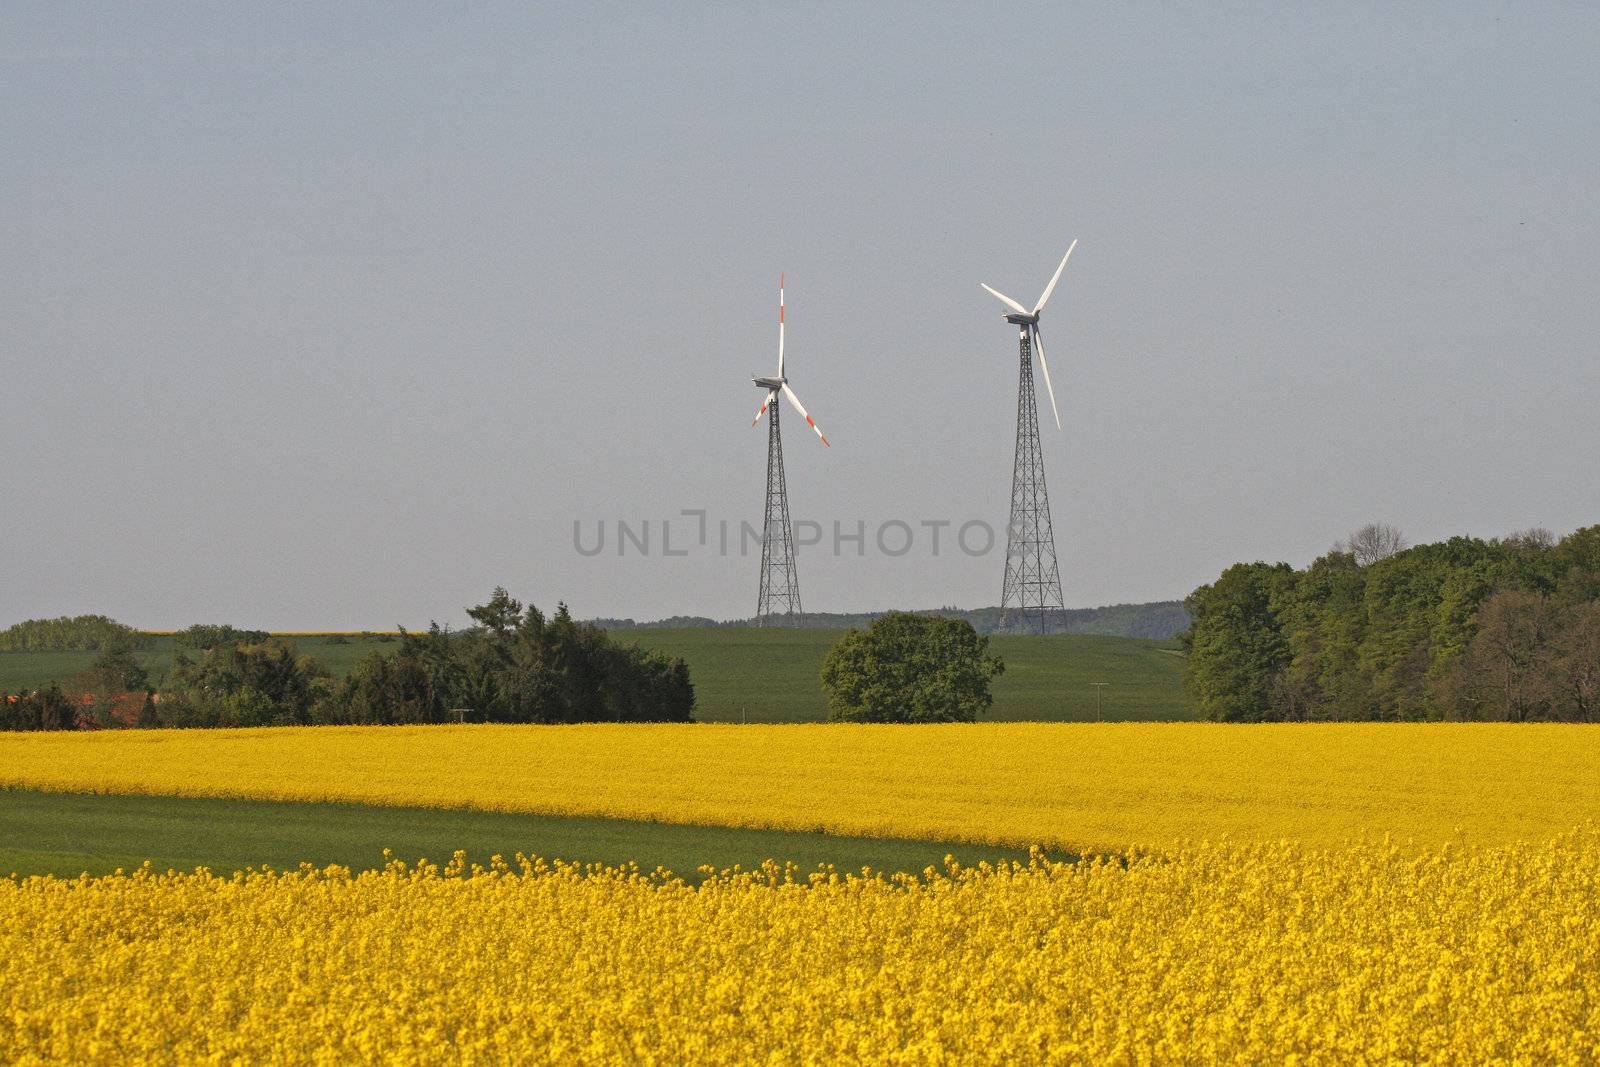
left=0, top=789, right=1038, bottom=879
left=620, top=628, right=1190, bottom=722
left=0, top=628, right=1190, bottom=722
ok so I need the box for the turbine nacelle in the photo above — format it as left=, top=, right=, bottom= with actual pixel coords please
left=979, top=239, right=1077, bottom=430
left=749, top=275, right=830, bottom=447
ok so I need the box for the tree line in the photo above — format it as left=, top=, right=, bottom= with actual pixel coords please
left=1183, top=524, right=1600, bottom=721
left=330, top=590, right=693, bottom=725
left=2, top=590, right=693, bottom=730
left=0, top=618, right=277, bottom=655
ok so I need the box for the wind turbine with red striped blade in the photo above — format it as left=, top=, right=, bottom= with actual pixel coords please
left=980, top=240, right=1077, bottom=634
left=751, top=275, right=829, bottom=446
left=750, top=274, right=828, bottom=625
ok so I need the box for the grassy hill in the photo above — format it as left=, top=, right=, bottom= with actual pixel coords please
left=0, top=629, right=1191, bottom=723
left=618, top=628, right=1190, bottom=722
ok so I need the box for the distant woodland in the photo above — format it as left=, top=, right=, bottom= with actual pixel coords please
left=592, top=601, right=1191, bottom=640
left=2, top=591, right=693, bottom=730
left=1184, top=524, right=1600, bottom=721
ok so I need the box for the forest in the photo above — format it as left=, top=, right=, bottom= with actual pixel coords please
left=1183, top=524, right=1600, bottom=721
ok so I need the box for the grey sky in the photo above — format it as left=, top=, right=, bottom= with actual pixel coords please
left=3, top=3, right=1597, bottom=630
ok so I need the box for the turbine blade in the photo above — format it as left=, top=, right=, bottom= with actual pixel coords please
left=1034, top=239, right=1077, bottom=314
left=781, top=382, right=829, bottom=446
left=1032, top=325, right=1061, bottom=430
left=980, top=283, right=1029, bottom=316
left=778, top=273, right=785, bottom=378
left=752, top=389, right=777, bottom=427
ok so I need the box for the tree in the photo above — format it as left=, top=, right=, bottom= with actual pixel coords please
left=820, top=613, right=1003, bottom=724
left=4, top=685, right=78, bottom=731
left=59, top=641, right=153, bottom=728
left=1552, top=525, right=1600, bottom=603
left=324, top=591, right=695, bottom=725
left=1337, top=523, right=1408, bottom=567
left=465, top=587, right=524, bottom=636
left=1506, top=527, right=1556, bottom=550
left=162, top=638, right=330, bottom=727
left=1451, top=593, right=1600, bottom=722
left=1547, top=602, right=1600, bottom=722
left=79, top=643, right=150, bottom=695
left=1461, top=590, right=1552, bottom=721
left=1182, top=562, right=1295, bottom=721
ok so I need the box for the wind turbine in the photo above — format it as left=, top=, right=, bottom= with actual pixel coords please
left=980, top=240, right=1077, bottom=634
left=751, top=274, right=828, bottom=625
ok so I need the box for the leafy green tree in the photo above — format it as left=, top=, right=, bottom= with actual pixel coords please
left=820, top=613, right=1003, bottom=724
left=1552, top=526, right=1600, bottom=603
left=1182, top=562, right=1295, bottom=721
left=1274, top=551, right=1367, bottom=720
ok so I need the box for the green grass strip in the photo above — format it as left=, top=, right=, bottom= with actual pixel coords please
left=0, top=788, right=1046, bottom=879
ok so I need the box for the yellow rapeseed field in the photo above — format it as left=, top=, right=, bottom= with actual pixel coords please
left=2, top=723, right=1597, bottom=853
left=4, top=837, right=1597, bottom=1064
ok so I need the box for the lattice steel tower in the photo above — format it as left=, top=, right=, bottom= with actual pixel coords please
left=756, top=401, right=802, bottom=622
left=980, top=241, right=1078, bottom=635
left=750, top=274, right=830, bottom=626
left=1000, top=327, right=1064, bottom=634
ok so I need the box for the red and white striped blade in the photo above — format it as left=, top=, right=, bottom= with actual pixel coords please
left=781, top=382, right=829, bottom=447
left=752, top=389, right=777, bottom=427
left=777, top=273, right=785, bottom=378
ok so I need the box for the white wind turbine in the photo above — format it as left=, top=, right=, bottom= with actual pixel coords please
left=752, top=274, right=829, bottom=447
left=981, top=240, right=1078, bottom=635
left=979, top=238, right=1077, bottom=429
left=750, top=274, right=828, bottom=625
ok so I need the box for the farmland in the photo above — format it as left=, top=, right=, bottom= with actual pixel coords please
left=3, top=721, right=1598, bottom=1062
left=3, top=835, right=1596, bottom=1062
left=3, top=722, right=1596, bottom=855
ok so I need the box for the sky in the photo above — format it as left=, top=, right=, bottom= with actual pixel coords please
left=2, top=3, right=1598, bottom=630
